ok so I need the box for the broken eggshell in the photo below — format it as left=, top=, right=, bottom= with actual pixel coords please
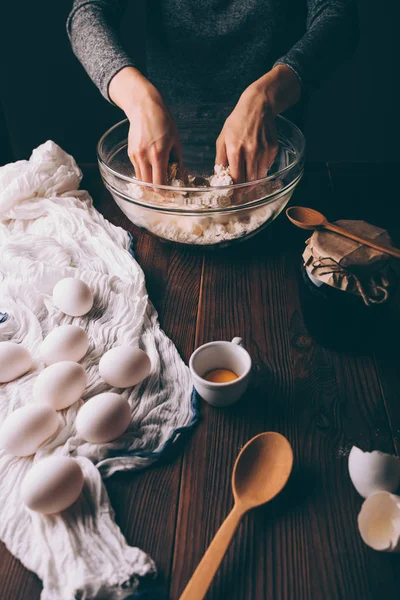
left=358, top=491, right=400, bottom=552
left=348, top=446, right=400, bottom=499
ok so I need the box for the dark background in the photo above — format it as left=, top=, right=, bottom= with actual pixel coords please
left=0, top=1, right=398, bottom=166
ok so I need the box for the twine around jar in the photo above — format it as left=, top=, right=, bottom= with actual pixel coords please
left=312, top=257, right=389, bottom=307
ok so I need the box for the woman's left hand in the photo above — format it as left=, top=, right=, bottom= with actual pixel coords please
left=216, top=65, right=302, bottom=183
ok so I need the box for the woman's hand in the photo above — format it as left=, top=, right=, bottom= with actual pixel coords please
left=216, top=87, right=277, bottom=184
left=216, top=64, right=302, bottom=183
left=109, top=67, right=182, bottom=184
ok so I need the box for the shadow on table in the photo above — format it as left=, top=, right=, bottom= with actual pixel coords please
left=207, top=463, right=319, bottom=600
left=226, top=369, right=294, bottom=424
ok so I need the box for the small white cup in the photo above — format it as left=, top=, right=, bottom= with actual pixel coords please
left=189, top=337, right=252, bottom=407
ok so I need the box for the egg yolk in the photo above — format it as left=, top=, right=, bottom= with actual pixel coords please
left=203, top=369, right=238, bottom=383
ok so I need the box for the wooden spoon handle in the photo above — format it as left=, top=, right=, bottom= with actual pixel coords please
left=179, top=504, right=244, bottom=600
left=325, top=223, right=400, bottom=259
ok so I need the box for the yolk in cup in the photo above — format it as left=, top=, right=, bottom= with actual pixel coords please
left=203, top=369, right=238, bottom=383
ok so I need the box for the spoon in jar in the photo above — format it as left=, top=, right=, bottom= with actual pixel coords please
left=286, top=206, right=400, bottom=259
left=179, top=432, right=293, bottom=600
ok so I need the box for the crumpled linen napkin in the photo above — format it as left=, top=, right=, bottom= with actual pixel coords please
left=0, top=141, right=198, bottom=599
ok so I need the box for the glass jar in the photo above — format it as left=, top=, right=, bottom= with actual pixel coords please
left=299, top=262, right=391, bottom=351
left=298, top=220, right=399, bottom=352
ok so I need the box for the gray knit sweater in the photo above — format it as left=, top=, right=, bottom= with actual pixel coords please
left=67, top=0, right=358, bottom=107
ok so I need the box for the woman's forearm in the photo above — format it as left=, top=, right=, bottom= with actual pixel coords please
left=108, top=67, right=155, bottom=115
left=67, top=0, right=135, bottom=102
left=249, top=64, right=302, bottom=116
left=68, top=2, right=181, bottom=185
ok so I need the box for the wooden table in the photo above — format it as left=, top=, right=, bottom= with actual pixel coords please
left=1, top=163, right=400, bottom=600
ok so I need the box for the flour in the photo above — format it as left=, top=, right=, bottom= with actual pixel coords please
left=117, top=192, right=292, bottom=246
left=127, top=164, right=234, bottom=209
left=117, top=165, right=290, bottom=246
left=147, top=207, right=274, bottom=245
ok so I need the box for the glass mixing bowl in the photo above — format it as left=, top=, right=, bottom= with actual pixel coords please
left=97, top=105, right=305, bottom=248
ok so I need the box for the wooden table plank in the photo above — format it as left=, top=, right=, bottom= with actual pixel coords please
left=286, top=164, right=400, bottom=599
left=0, top=165, right=204, bottom=599
left=327, top=162, right=400, bottom=440
left=325, top=163, right=400, bottom=598
left=285, top=254, right=400, bottom=600
left=170, top=166, right=330, bottom=600
left=328, top=164, right=400, bottom=453
left=0, top=544, right=41, bottom=600
left=170, top=164, right=400, bottom=600
left=2, top=163, right=400, bottom=600
left=84, top=167, right=205, bottom=590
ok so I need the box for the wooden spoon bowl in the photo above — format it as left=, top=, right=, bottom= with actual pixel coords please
left=179, top=432, right=293, bottom=600
left=233, top=432, right=294, bottom=508
left=286, top=206, right=327, bottom=229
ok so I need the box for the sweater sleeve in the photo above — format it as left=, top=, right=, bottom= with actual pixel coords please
left=274, top=0, right=359, bottom=90
left=67, top=0, right=135, bottom=102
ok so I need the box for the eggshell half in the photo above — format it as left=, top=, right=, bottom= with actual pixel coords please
left=358, top=491, right=400, bottom=552
left=40, top=325, right=89, bottom=365
left=33, top=361, right=87, bottom=410
left=0, top=341, right=33, bottom=383
left=348, top=446, right=400, bottom=499
left=99, top=346, right=151, bottom=388
left=21, top=456, right=84, bottom=514
left=76, top=392, right=131, bottom=443
left=52, top=278, right=93, bottom=317
left=0, top=404, right=60, bottom=456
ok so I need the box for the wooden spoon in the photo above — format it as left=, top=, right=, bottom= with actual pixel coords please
left=286, top=206, right=400, bottom=259
left=179, top=432, right=293, bottom=600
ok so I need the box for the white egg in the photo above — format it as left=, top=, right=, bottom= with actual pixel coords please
left=0, top=341, right=33, bottom=383
left=52, top=278, right=93, bottom=317
left=21, top=456, right=84, bottom=514
left=348, top=446, right=400, bottom=499
left=76, top=392, right=131, bottom=443
left=33, top=361, right=87, bottom=410
left=0, top=404, right=60, bottom=456
left=99, top=346, right=151, bottom=388
left=40, top=325, right=89, bottom=365
left=358, top=491, right=400, bottom=552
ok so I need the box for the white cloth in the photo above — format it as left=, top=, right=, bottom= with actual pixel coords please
left=0, top=141, right=197, bottom=599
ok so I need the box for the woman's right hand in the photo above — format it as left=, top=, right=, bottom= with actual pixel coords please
left=109, top=67, right=182, bottom=184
